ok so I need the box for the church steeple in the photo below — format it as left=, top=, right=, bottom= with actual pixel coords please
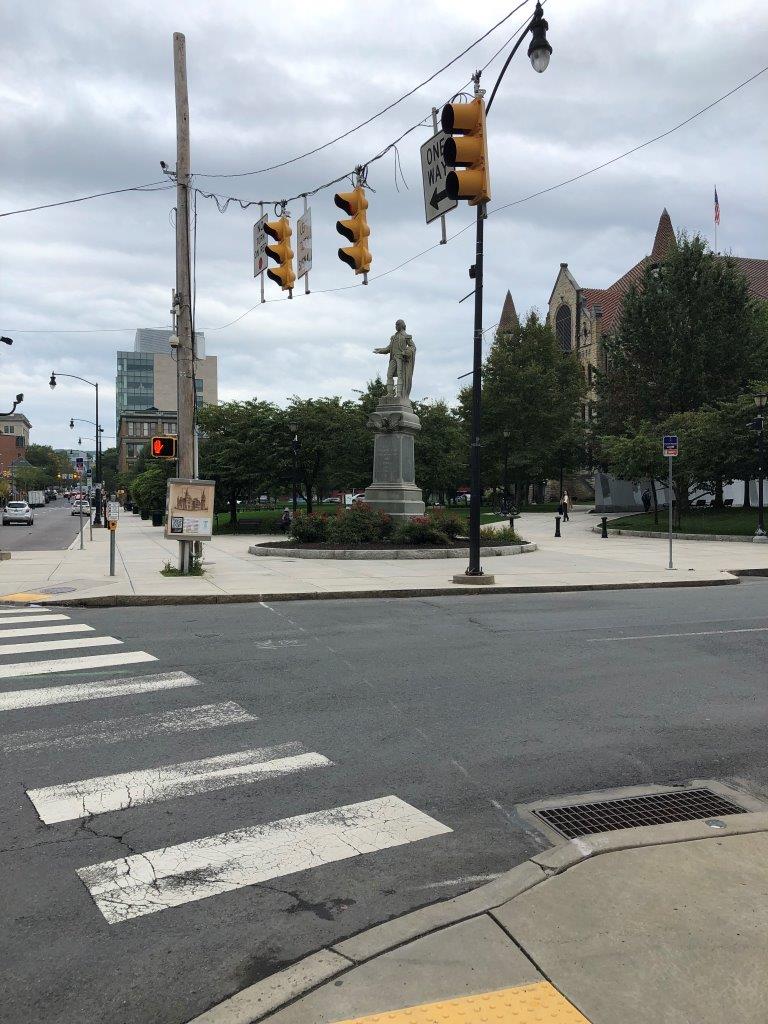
left=498, top=290, right=519, bottom=332
left=650, top=208, right=675, bottom=263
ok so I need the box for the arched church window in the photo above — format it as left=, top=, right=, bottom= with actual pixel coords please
left=555, top=304, right=572, bottom=353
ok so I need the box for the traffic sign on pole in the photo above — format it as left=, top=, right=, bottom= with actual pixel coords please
left=420, top=131, right=458, bottom=225
left=663, top=435, right=679, bottom=457
left=253, top=215, right=268, bottom=277
left=296, top=208, right=312, bottom=280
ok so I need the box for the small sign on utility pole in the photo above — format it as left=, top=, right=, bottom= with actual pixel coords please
left=420, top=129, right=458, bottom=227
left=296, top=206, right=312, bottom=292
left=663, top=435, right=678, bottom=569
left=253, top=214, right=268, bottom=278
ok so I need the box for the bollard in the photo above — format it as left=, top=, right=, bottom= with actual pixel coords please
left=601, top=515, right=608, bottom=538
left=554, top=515, right=561, bottom=538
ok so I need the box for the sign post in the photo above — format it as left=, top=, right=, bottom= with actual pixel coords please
left=420, top=123, right=458, bottom=233
left=253, top=212, right=268, bottom=304
left=297, top=203, right=312, bottom=294
left=663, top=435, right=678, bottom=569
left=106, top=499, right=119, bottom=577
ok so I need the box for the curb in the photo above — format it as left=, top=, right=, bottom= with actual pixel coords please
left=0, top=574, right=740, bottom=609
left=187, top=809, right=768, bottom=1024
left=600, top=526, right=760, bottom=542
left=248, top=543, right=536, bottom=560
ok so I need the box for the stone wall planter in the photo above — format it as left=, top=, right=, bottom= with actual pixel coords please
left=600, top=527, right=758, bottom=543
left=249, top=542, right=537, bottom=560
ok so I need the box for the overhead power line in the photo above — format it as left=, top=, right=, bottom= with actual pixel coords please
left=192, top=0, right=533, bottom=180
left=0, top=181, right=174, bottom=219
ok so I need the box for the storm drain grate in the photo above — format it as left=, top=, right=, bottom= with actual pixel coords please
left=533, top=788, right=745, bottom=840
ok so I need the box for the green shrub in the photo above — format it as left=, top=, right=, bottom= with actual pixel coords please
left=392, top=515, right=449, bottom=546
left=480, top=526, right=522, bottom=545
left=428, top=509, right=464, bottom=539
left=326, top=503, right=392, bottom=544
left=289, top=511, right=329, bottom=543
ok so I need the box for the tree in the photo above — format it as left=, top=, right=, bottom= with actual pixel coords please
left=459, top=311, right=586, bottom=501
left=100, top=447, right=119, bottom=496
left=25, top=445, right=69, bottom=484
left=13, top=466, right=48, bottom=494
left=132, top=461, right=174, bottom=512
left=411, top=399, right=465, bottom=504
left=197, top=400, right=282, bottom=528
left=598, top=234, right=767, bottom=432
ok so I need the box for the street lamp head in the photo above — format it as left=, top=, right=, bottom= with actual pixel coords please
left=49, top=372, right=57, bottom=389
left=0, top=337, right=13, bottom=347
left=754, top=393, right=768, bottom=411
left=69, top=418, right=74, bottom=429
left=15, top=394, right=23, bottom=405
left=527, top=2, right=552, bottom=73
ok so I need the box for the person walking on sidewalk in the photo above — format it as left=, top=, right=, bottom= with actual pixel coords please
left=562, top=491, right=570, bottom=522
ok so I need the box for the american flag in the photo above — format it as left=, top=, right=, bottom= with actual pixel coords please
left=714, top=187, right=720, bottom=226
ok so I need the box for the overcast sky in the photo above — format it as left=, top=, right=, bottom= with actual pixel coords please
left=1, top=0, right=766, bottom=449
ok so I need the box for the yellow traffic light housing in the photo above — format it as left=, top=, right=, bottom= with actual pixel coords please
left=441, top=97, right=491, bottom=206
left=334, top=187, right=371, bottom=276
left=265, top=217, right=296, bottom=292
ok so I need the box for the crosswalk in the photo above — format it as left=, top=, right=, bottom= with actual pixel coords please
left=2, top=604, right=451, bottom=927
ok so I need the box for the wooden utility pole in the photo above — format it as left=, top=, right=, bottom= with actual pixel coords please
left=173, top=32, right=196, bottom=572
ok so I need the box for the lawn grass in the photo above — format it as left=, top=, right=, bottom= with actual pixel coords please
left=609, top=507, right=760, bottom=537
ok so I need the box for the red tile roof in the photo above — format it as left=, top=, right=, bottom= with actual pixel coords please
left=580, top=209, right=768, bottom=333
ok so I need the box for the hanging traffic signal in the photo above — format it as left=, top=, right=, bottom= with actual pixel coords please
left=151, top=436, right=177, bottom=459
left=334, top=187, right=371, bottom=276
left=265, top=217, right=295, bottom=292
left=440, top=97, right=490, bottom=206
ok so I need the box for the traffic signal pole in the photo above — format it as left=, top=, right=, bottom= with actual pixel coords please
left=173, top=32, right=196, bottom=574
left=467, top=198, right=485, bottom=576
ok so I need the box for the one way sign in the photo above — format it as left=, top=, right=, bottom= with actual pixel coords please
left=420, top=131, right=458, bottom=225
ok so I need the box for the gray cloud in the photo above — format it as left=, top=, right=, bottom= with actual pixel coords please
left=1, top=0, right=766, bottom=446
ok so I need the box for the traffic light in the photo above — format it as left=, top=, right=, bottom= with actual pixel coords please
left=151, top=436, right=177, bottom=459
left=440, top=96, right=490, bottom=205
left=334, top=187, right=371, bottom=275
left=264, top=217, right=295, bottom=291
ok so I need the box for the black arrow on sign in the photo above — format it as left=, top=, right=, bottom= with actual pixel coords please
left=430, top=187, right=448, bottom=210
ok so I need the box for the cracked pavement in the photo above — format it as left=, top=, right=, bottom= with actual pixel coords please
left=2, top=584, right=768, bottom=1023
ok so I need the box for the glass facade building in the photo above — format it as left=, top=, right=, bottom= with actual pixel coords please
left=115, top=352, right=155, bottom=434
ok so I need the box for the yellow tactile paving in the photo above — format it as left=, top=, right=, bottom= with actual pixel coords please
left=0, top=593, right=50, bottom=603
left=334, top=981, right=592, bottom=1022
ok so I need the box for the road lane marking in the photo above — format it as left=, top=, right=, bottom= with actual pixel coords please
left=0, top=651, right=155, bottom=680
left=28, top=744, right=331, bottom=823
left=0, top=636, right=122, bottom=657
left=0, top=623, right=93, bottom=639
left=77, top=796, right=452, bottom=923
left=0, top=671, right=197, bottom=711
left=587, top=626, right=768, bottom=642
left=1, top=701, right=256, bottom=754
left=0, top=614, right=69, bottom=626
left=0, top=608, right=57, bottom=615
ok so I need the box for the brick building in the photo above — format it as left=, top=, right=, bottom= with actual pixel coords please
left=117, top=408, right=177, bottom=473
left=0, top=412, right=32, bottom=478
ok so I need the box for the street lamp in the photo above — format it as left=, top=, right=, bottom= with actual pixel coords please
left=289, top=422, right=300, bottom=513
left=50, top=371, right=103, bottom=526
left=1, top=337, right=13, bottom=347
left=502, top=428, right=511, bottom=512
left=461, top=2, right=552, bottom=579
left=753, top=392, right=767, bottom=542
left=1, top=394, right=23, bottom=416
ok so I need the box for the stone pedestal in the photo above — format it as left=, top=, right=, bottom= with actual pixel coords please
left=364, top=396, right=425, bottom=519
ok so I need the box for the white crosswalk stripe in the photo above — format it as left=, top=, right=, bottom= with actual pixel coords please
left=0, top=650, right=155, bottom=680
left=77, top=796, right=452, bottom=923
left=0, top=623, right=94, bottom=639
left=0, top=636, right=122, bottom=657
left=1, top=701, right=256, bottom=754
left=0, top=670, right=199, bottom=711
left=0, top=607, right=56, bottom=615
left=28, top=743, right=332, bottom=823
left=0, top=613, right=70, bottom=625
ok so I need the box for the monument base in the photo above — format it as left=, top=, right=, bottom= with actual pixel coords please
left=365, top=396, right=425, bottom=520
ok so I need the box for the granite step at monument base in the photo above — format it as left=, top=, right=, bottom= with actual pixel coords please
left=363, top=483, right=425, bottom=519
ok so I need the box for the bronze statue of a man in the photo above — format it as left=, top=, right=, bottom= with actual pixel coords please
left=374, top=319, right=417, bottom=399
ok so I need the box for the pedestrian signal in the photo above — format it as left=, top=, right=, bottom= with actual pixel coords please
left=151, top=436, right=177, bottom=459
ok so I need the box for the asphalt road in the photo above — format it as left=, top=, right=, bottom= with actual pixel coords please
left=0, top=499, right=83, bottom=551
left=2, top=583, right=768, bottom=1024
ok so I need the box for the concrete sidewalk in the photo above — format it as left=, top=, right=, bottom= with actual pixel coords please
left=1, top=507, right=767, bottom=605
left=191, top=810, right=768, bottom=1024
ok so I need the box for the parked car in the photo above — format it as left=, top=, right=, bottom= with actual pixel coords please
left=71, top=500, right=91, bottom=517
left=3, top=501, right=34, bottom=526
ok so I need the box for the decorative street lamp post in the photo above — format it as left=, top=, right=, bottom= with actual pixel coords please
left=50, top=372, right=103, bottom=526
left=290, top=423, right=300, bottom=514
left=753, top=392, right=767, bottom=542
left=502, top=427, right=511, bottom=513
